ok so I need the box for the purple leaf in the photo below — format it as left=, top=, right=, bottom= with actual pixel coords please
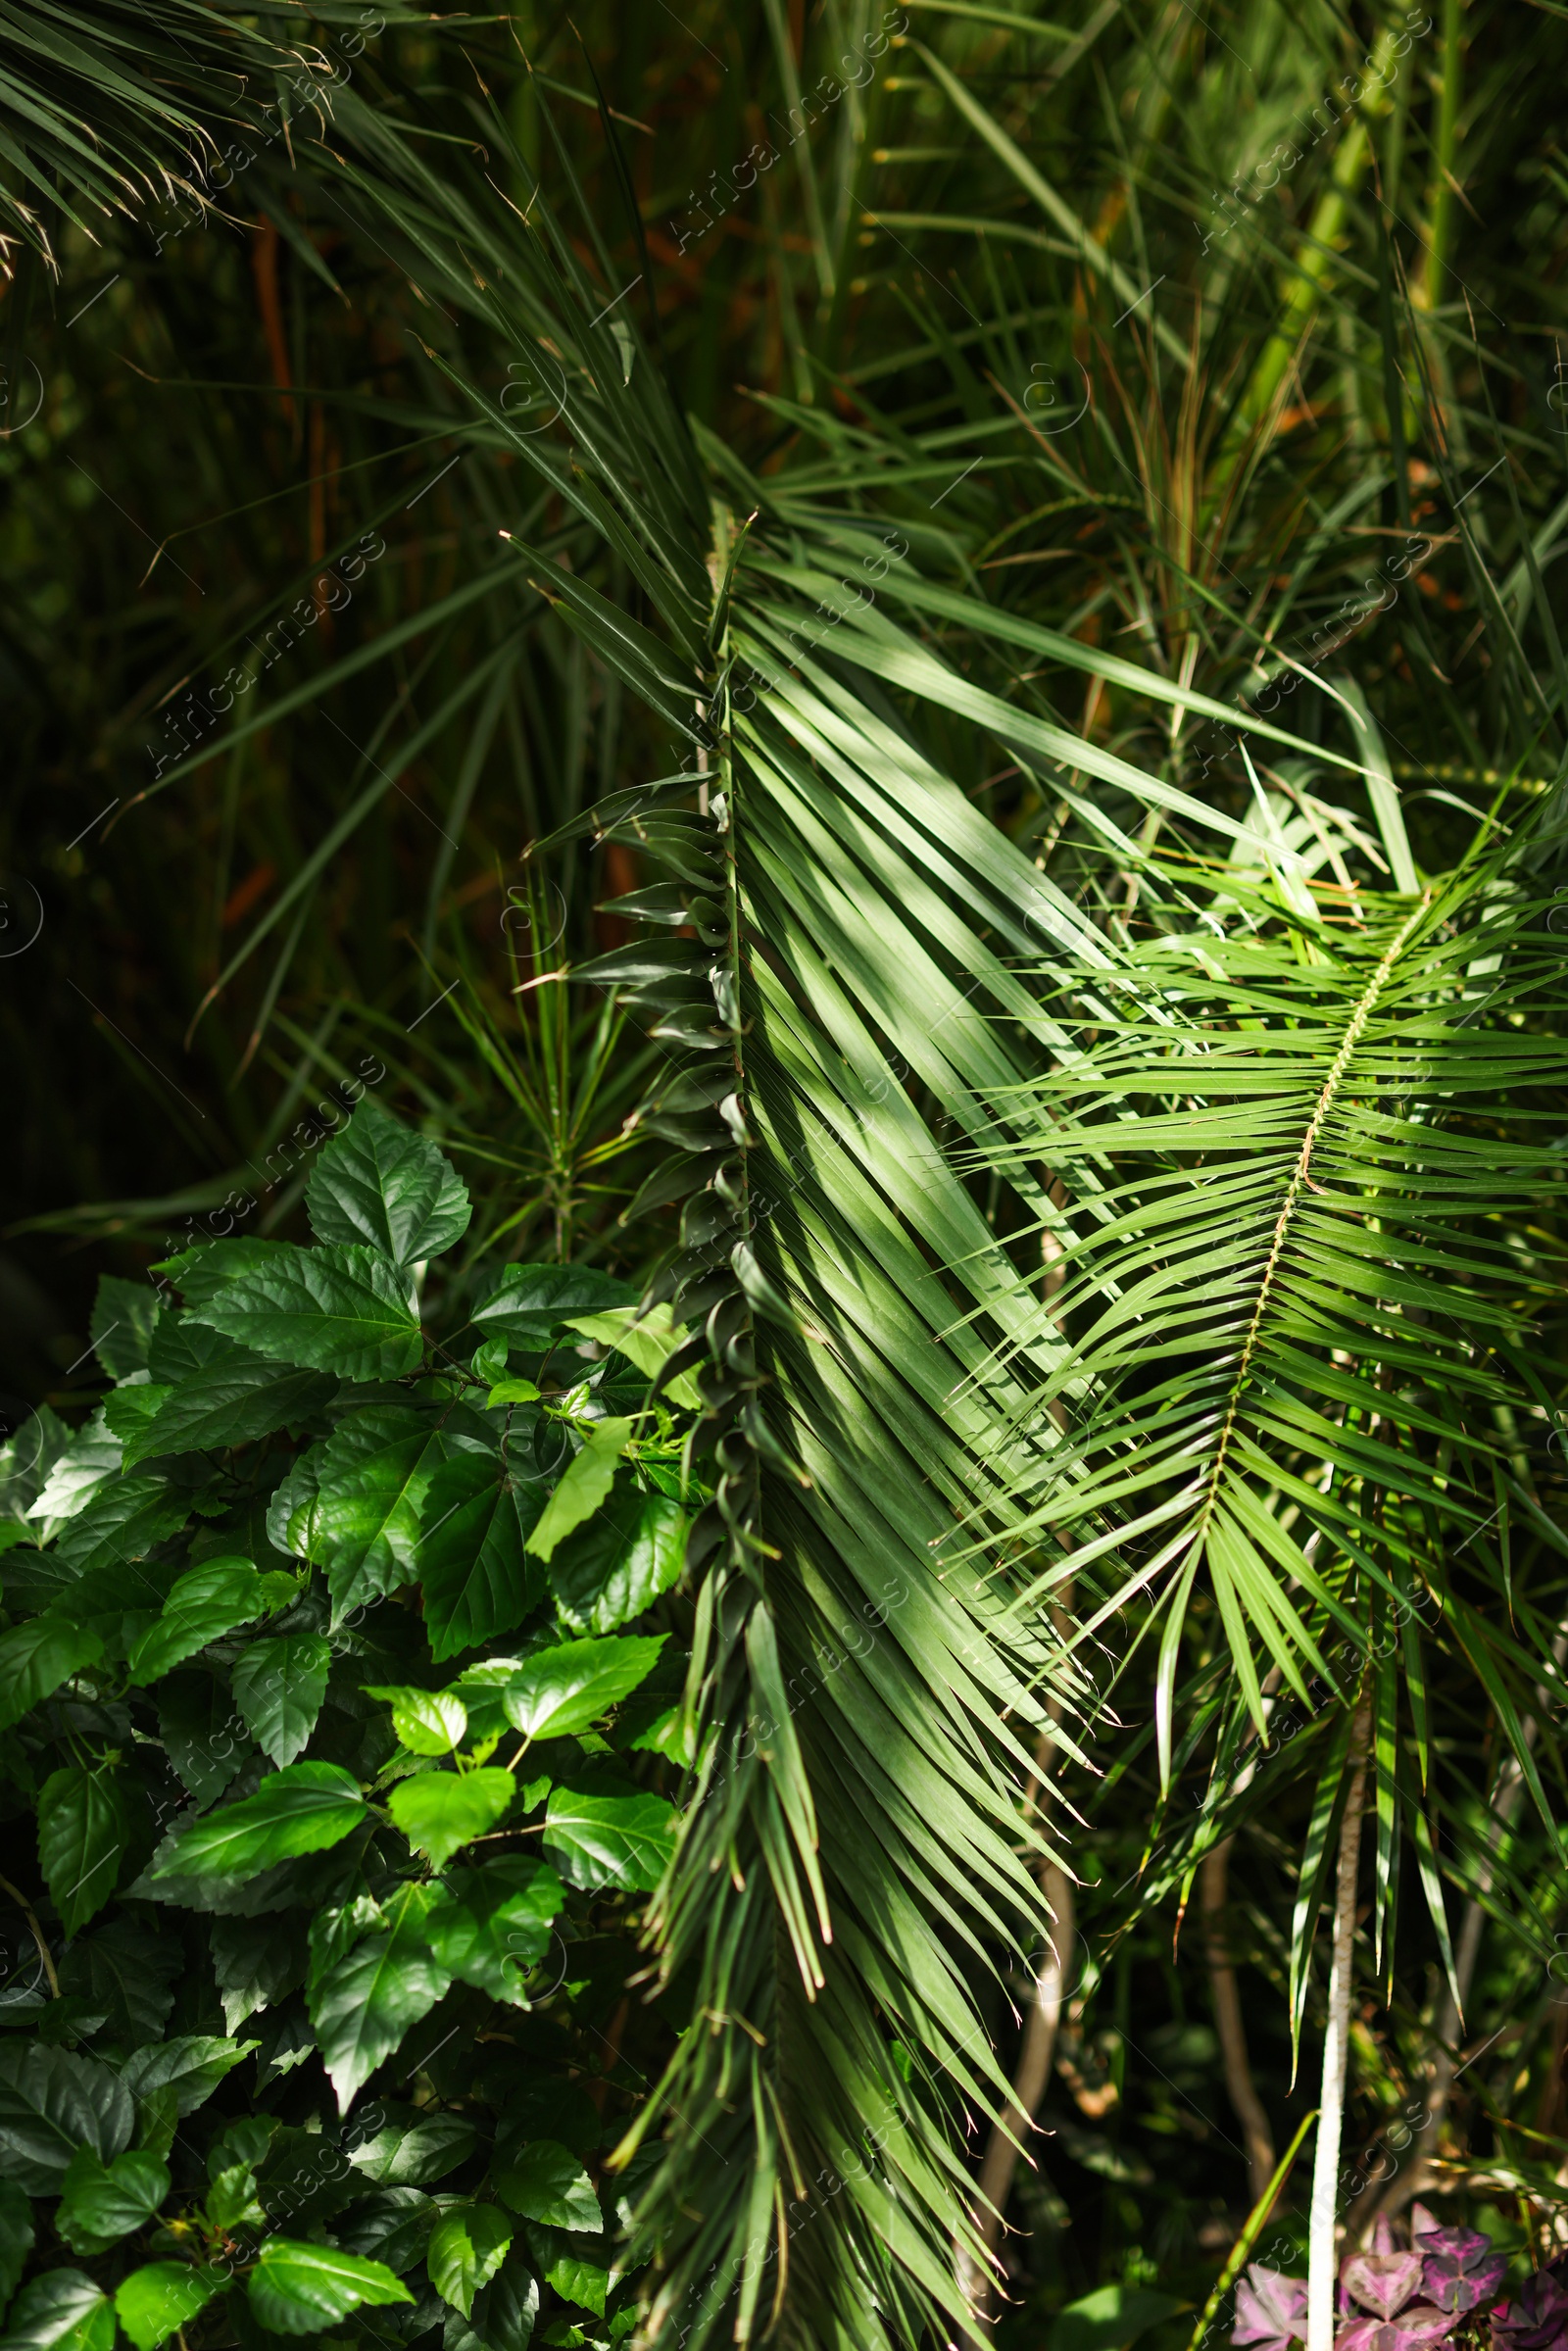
left=1234, top=2265, right=1309, bottom=2351
left=1336, top=2307, right=1456, bottom=2351
left=1491, top=2261, right=1568, bottom=2351
left=1343, top=2254, right=1425, bottom=2321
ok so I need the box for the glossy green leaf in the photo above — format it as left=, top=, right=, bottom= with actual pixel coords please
left=51, top=1478, right=189, bottom=1579
left=308, top=1884, right=453, bottom=2109
left=565, top=1303, right=703, bottom=1407
left=469, top=1264, right=635, bottom=1354
left=417, top=1453, right=548, bottom=1662
left=548, top=1486, right=687, bottom=1635
left=313, top=1405, right=447, bottom=1616
left=425, top=1859, right=563, bottom=2005
left=0, top=2269, right=116, bottom=2350
left=113, top=2263, right=224, bottom=2351
left=387, top=1767, right=515, bottom=1872
left=54, top=2145, right=170, bottom=2256
left=305, top=1098, right=471, bottom=1264
left=493, top=2138, right=601, bottom=2232
left=0, top=2045, right=133, bottom=2192
left=89, top=1278, right=162, bottom=1380
left=523, top=1420, right=634, bottom=1563
left=122, top=1345, right=336, bottom=1469
left=428, top=2203, right=513, bottom=2317
left=36, top=1767, right=133, bottom=1938
left=126, top=1558, right=295, bottom=1685
left=0, top=2177, right=34, bottom=2308
left=0, top=1620, right=103, bottom=1737
left=152, top=1762, right=368, bottom=1880
left=542, top=1787, right=676, bottom=1894
left=188, top=1244, right=422, bottom=1381
left=231, top=1634, right=333, bottom=1767
left=346, top=2109, right=476, bottom=2189
left=500, top=1637, right=665, bottom=1740
left=366, top=1685, right=467, bottom=1755
left=245, top=2239, right=413, bottom=2335
left=122, top=2036, right=257, bottom=2118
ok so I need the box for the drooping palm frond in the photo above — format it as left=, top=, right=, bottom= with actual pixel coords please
left=970, top=836, right=1568, bottom=2002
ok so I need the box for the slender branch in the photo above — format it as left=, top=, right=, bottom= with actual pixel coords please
left=0, top=1872, right=59, bottom=1999
left=1307, top=1697, right=1372, bottom=2351
left=1201, top=1838, right=1276, bottom=2207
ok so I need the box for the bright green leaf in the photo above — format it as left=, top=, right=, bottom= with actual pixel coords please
left=549, top=1487, right=687, bottom=1635
left=152, top=1762, right=367, bottom=1880
left=543, top=1787, right=676, bottom=1894
left=500, top=1637, right=665, bottom=1741
left=126, top=1557, right=294, bottom=1685
left=365, top=1685, right=467, bottom=1755
left=492, top=2139, right=601, bottom=2233
left=427, top=2203, right=513, bottom=2317
left=55, top=2145, right=170, bottom=2256
left=245, top=2238, right=413, bottom=2335
left=113, top=2263, right=224, bottom=2351
left=387, top=1767, right=515, bottom=1871
left=0, top=2268, right=116, bottom=2350
left=308, top=1884, right=453, bottom=2110
left=470, top=1264, right=635, bottom=1354
left=425, top=1858, right=563, bottom=2005
left=0, top=1621, right=103, bottom=1737
left=523, top=1421, right=634, bottom=1563
left=305, top=1098, right=470, bottom=1265
left=122, top=2036, right=257, bottom=2118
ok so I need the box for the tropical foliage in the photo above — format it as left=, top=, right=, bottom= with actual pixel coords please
left=3, top=0, right=1568, bottom=2348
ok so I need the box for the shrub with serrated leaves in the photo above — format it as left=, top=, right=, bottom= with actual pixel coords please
left=0, top=1102, right=697, bottom=2351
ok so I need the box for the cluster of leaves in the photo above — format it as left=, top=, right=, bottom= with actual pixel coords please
left=0, top=1101, right=700, bottom=2350
left=1236, top=2207, right=1508, bottom=2351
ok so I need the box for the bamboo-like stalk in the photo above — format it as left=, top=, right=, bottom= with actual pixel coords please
left=1307, top=1698, right=1372, bottom=2351
left=1201, top=1838, right=1276, bottom=2207
left=1416, top=0, right=1463, bottom=313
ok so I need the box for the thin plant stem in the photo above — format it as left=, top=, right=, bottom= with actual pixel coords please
left=1307, top=1697, right=1372, bottom=2351
left=1201, top=1837, right=1276, bottom=2207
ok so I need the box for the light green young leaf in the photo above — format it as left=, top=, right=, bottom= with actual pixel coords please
left=55, top=2146, right=170, bottom=2256
left=564, top=1303, right=703, bottom=1407
left=246, top=2239, right=413, bottom=2335
left=500, top=1636, right=666, bottom=1740
left=523, top=1421, right=634, bottom=1563
left=152, top=1763, right=368, bottom=1880
left=231, top=1634, right=332, bottom=1767
left=306, top=1099, right=471, bottom=1264
left=114, top=2263, right=224, bottom=2351
left=366, top=1685, right=468, bottom=1755
left=387, top=1767, right=515, bottom=1871
left=492, top=2138, right=601, bottom=2233
left=427, top=2203, right=513, bottom=2317
left=188, top=1244, right=423, bottom=1381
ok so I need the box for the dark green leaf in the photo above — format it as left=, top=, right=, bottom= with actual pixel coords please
left=245, top=2239, right=413, bottom=2335
left=428, top=2203, right=513, bottom=2317
left=308, top=1884, right=452, bottom=2109
left=157, top=1673, right=255, bottom=1807
left=469, top=1265, right=635, bottom=1354
left=124, top=1348, right=337, bottom=1469
left=418, top=1454, right=548, bottom=1662
left=36, top=1767, right=133, bottom=1937
left=336, top=2189, right=437, bottom=2276
left=232, top=1634, right=333, bottom=1767
left=493, top=2140, right=601, bottom=2233
left=549, top=1487, right=687, bottom=1635
left=0, top=2178, right=33, bottom=2309
left=52, top=1479, right=190, bottom=1578
left=126, top=1559, right=296, bottom=1685
left=57, top=1921, right=177, bottom=2050
left=346, top=2109, right=477, bottom=2189
left=542, top=1787, right=675, bottom=1893
left=89, top=1279, right=162, bottom=1381
left=461, top=2255, right=539, bottom=2351
left=500, top=1638, right=666, bottom=1740
left=388, top=1768, right=515, bottom=1872
left=426, top=1860, right=563, bottom=2005
left=189, top=1245, right=422, bottom=1381
left=0, top=1621, right=104, bottom=1737
left=530, top=2229, right=608, bottom=2317
left=306, top=1100, right=471, bottom=1266
left=314, top=1406, right=448, bottom=1616
left=0, top=2269, right=116, bottom=2350
left=122, top=2036, right=257, bottom=2118
left=0, top=2044, right=133, bottom=2192
left=152, top=1763, right=368, bottom=1880
left=55, top=2145, right=170, bottom=2256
